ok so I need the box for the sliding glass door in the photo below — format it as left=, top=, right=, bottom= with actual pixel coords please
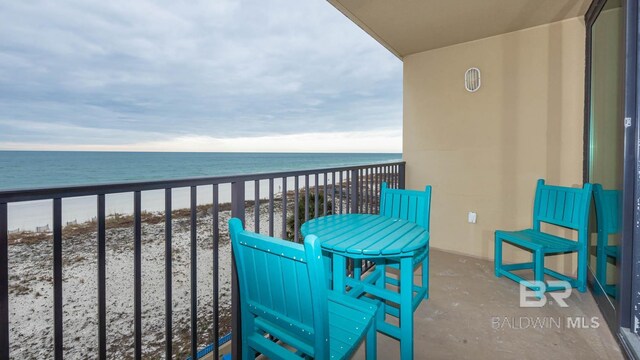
left=587, top=0, right=640, bottom=354
left=586, top=0, right=623, bottom=326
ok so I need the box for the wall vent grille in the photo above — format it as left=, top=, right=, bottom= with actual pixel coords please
left=465, top=67, right=481, bottom=92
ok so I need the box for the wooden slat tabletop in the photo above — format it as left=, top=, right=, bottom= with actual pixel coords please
left=300, top=214, right=429, bottom=257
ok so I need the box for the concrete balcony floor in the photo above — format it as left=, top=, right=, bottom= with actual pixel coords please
left=353, top=249, right=623, bottom=360
left=212, top=249, right=622, bottom=360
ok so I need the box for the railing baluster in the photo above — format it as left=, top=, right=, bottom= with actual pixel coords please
left=190, top=186, right=198, bottom=359
left=372, top=167, right=377, bottom=212
left=164, top=189, right=172, bottom=359
left=339, top=171, right=343, bottom=214
left=230, top=181, right=245, bottom=360
left=304, top=175, right=309, bottom=222
left=383, top=165, right=388, bottom=186
left=359, top=169, right=364, bottom=213
left=268, top=179, right=274, bottom=237
left=134, top=191, right=142, bottom=360
left=370, top=168, right=374, bottom=213
left=98, top=195, right=107, bottom=360
left=331, top=172, right=336, bottom=215
left=391, top=165, right=395, bottom=188
left=346, top=171, right=350, bottom=214
left=314, top=174, right=319, bottom=218
left=371, top=167, right=375, bottom=212
left=254, top=180, right=260, bottom=233
left=53, top=198, right=63, bottom=360
left=212, top=184, right=219, bottom=360
left=350, top=169, right=359, bottom=214
left=366, top=168, right=370, bottom=214
left=399, top=163, right=406, bottom=189
left=281, top=178, right=287, bottom=239
left=0, top=202, right=7, bottom=360
left=377, top=167, right=380, bottom=210
left=294, top=176, right=299, bottom=243
left=323, top=173, right=328, bottom=215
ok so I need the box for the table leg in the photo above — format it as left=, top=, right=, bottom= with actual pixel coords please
left=400, top=257, right=414, bottom=359
left=333, top=254, right=346, bottom=294
left=353, top=259, right=362, bottom=280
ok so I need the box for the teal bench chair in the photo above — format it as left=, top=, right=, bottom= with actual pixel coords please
left=229, top=218, right=378, bottom=360
left=494, top=179, right=593, bottom=297
left=593, top=184, right=620, bottom=298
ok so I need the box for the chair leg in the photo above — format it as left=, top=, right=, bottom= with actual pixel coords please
left=422, top=254, right=429, bottom=300
left=242, top=345, right=255, bottom=360
left=365, top=320, right=377, bottom=360
left=534, top=249, right=544, bottom=299
left=494, top=235, right=503, bottom=277
left=578, top=246, right=587, bottom=293
left=400, top=257, right=414, bottom=360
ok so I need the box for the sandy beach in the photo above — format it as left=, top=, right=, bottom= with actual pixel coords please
left=7, top=201, right=287, bottom=359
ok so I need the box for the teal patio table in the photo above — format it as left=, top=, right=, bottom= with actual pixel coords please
left=301, top=214, right=429, bottom=360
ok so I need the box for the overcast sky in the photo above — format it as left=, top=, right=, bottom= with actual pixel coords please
left=0, top=0, right=402, bottom=152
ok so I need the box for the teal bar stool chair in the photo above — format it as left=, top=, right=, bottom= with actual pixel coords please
left=229, top=218, right=378, bottom=360
left=593, top=184, right=620, bottom=298
left=495, top=179, right=593, bottom=297
left=350, top=182, right=431, bottom=337
left=376, top=182, right=432, bottom=301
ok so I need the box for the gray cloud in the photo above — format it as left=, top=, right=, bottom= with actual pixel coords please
left=0, top=0, right=401, bottom=150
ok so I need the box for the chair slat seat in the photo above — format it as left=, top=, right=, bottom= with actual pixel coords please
left=495, top=229, right=579, bottom=253
left=327, top=297, right=378, bottom=359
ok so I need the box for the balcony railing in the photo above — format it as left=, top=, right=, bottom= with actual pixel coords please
left=0, top=160, right=405, bottom=359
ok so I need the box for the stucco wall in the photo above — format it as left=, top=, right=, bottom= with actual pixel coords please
left=403, top=17, right=586, bottom=271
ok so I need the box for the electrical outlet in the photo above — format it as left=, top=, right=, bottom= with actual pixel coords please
left=468, top=212, right=477, bottom=224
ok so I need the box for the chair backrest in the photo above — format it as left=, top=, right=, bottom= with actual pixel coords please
left=379, top=182, right=432, bottom=230
left=532, top=179, right=593, bottom=241
left=593, top=184, right=621, bottom=236
left=229, top=218, right=328, bottom=359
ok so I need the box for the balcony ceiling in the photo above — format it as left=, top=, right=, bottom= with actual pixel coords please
left=328, top=0, right=591, bottom=58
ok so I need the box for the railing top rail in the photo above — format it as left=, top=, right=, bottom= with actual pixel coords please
left=0, top=161, right=405, bottom=203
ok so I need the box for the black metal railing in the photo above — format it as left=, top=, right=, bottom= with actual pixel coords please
left=0, top=161, right=405, bottom=359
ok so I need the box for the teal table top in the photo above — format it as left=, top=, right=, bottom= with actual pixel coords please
left=300, top=214, right=429, bottom=257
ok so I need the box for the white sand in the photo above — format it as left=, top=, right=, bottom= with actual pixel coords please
left=8, top=204, right=284, bottom=359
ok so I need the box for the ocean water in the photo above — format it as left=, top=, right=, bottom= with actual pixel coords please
left=0, top=151, right=401, bottom=190
left=0, top=151, right=401, bottom=230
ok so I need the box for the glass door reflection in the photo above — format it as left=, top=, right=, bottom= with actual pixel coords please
left=588, top=0, right=623, bottom=309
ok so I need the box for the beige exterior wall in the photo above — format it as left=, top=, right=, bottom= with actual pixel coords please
left=403, top=17, right=586, bottom=271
